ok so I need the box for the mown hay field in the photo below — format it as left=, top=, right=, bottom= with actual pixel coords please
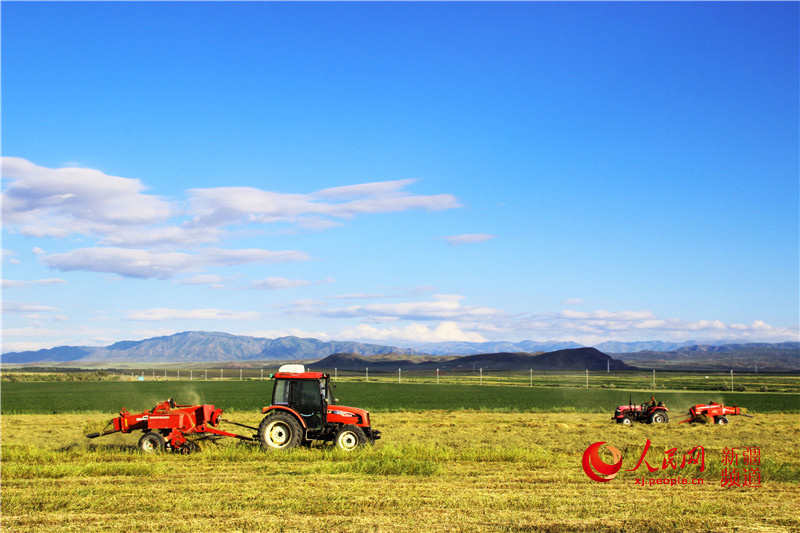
left=2, top=407, right=799, bottom=532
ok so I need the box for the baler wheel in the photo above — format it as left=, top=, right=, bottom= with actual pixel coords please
left=258, top=413, right=302, bottom=450
left=334, top=425, right=367, bottom=451
left=179, top=441, right=200, bottom=454
left=714, top=416, right=729, bottom=425
left=138, top=432, right=166, bottom=453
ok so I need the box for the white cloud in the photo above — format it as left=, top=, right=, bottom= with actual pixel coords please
left=2, top=278, right=67, bottom=288
left=2, top=249, right=21, bottom=265
left=322, top=294, right=504, bottom=322
left=339, top=321, right=488, bottom=343
left=242, top=329, right=333, bottom=340
left=1, top=157, right=172, bottom=239
left=3, top=301, right=60, bottom=313
left=188, top=179, right=460, bottom=229
left=41, top=247, right=310, bottom=279
left=507, top=309, right=799, bottom=345
left=174, top=274, right=230, bottom=285
left=125, top=308, right=261, bottom=322
left=563, top=298, right=585, bottom=306
left=250, top=276, right=335, bottom=290
left=442, top=233, right=496, bottom=246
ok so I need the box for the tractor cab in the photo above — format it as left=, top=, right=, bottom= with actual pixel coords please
left=270, top=368, right=333, bottom=429
left=258, top=365, right=380, bottom=450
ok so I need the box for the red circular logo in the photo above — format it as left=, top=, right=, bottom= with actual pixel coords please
left=582, top=441, right=623, bottom=482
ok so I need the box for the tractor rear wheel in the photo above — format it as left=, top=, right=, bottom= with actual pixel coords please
left=650, top=412, right=668, bottom=424
left=138, top=432, right=166, bottom=453
left=714, top=416, right=729, bottom=425
left=259, top=412, right=302, bottom=450
left=334, top=425, right=367, bottom=451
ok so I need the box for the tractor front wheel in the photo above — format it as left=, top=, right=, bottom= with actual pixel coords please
left=138, top=432, right=166, bottom=453
left=334, top=425, right=367, bottom=451
left=620, top=416, right=632, bottom=425
left=259, top=412, right=302, bottom=450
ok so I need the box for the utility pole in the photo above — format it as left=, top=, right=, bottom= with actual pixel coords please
left=530, top=369, right=533, bottom=387
left=398, top=368, right=401, bottom=383
left=436, top=368, right=439, bottom=384
left=586, top=368, right=589, bottom=388
left=731, top=369, right=734, bottom=392
left=479, top=368, right=483, bottom=385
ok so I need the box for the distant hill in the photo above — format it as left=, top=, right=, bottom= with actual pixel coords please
left=614, top=342, right=800, bottom=371
left=309, top=347, right=634, bottom=372
left=1, top=331, right=419, bottom=364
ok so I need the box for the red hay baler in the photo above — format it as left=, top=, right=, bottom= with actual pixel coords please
left=86, top=398, right=256, bottom=453
left=679, top=402, right=754, bottom=425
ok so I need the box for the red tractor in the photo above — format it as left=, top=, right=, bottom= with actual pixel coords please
left=680, top=402, right=753, bottom=425
left=612, top=396, right=669, bottom=425
left=258, top=365, right=380, bottom=451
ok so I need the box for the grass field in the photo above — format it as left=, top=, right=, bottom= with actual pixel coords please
left=2, top=410, right=798, bottom=532
left=2, top=380, right=799, bottom=415
left=2, top=379, right=799, bottom=531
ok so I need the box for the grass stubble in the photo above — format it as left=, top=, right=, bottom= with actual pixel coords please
left=1, top=412, right=798, bottom=532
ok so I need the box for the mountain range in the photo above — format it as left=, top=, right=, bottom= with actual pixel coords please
left=1, top=331, right=797, bottom=371
left=616, top=342, right=800, bottom=372
left=0, top=331, right=418, bottom=364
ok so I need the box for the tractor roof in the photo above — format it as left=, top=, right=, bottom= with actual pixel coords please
left=273, top=371, right=326, bottom=380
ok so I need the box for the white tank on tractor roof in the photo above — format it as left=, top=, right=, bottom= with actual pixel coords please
left=277, top=364, right=306, bottom=374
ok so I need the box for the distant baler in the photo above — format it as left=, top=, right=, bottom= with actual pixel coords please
left=680, top=402, right=753, bottom=425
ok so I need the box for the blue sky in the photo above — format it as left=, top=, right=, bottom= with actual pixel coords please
left=2, top=2, right=798, bottom=352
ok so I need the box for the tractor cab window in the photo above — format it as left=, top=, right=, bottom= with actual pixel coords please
left=289, top=379, right=324, bottom=429
left=273, top=379, right=290, bottom=405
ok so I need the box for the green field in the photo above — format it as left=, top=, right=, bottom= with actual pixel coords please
left=2, top=380, right=799, bottom=415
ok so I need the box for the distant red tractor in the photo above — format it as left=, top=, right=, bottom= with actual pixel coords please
left=612, top=397, right=669, bottom=425
left=680, top=402, right=753, bottom=425
left=258, top=365, right=380, bottom=451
